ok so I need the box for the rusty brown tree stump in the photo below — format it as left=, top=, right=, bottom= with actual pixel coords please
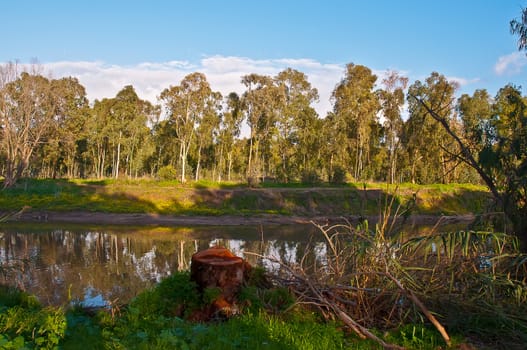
left=190, top=246, right=250, bottom=316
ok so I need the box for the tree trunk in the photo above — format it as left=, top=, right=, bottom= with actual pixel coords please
left=180, top=142, right=186, bottom=183
left=195, top=144, right=202, bottom=181
left=115, top=131, right=122, bottom=179
left=190, top=246, right=250, bottom=313
left=227, top=152, right=233, bottom=182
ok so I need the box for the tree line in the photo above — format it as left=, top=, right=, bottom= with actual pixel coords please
left=0, top=61, right=524, bottom=188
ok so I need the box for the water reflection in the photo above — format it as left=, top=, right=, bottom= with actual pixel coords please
left=0, top=224, right=321, bottom=307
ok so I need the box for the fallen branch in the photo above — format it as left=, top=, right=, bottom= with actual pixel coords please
left=245, top=252, right=405, bottom=349
left=384, top=270, right=451, bottom=346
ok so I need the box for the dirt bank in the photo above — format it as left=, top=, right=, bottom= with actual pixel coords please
left=5, top=210, right=476, bottom=227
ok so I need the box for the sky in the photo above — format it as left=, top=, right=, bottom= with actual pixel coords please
left=2, top=0, right=527, bottom=117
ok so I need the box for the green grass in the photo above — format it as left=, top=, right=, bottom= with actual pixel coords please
left=0, top=179, right=490, bottom=223
left=0, top=178, right=491, bottom=218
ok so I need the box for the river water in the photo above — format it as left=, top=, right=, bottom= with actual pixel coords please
left=0, top=220, right=467, bottom=307
left=0, top=223, right=327, bottom=307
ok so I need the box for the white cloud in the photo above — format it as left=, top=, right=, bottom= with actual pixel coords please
left=494, top=52, right=527, bottom=76
left=41, top=56, right=345, bottom=118
left=446, top=76, right=480, bottom=87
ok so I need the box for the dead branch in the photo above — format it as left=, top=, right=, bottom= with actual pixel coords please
left=245, top=251, right=405, bottom=349
left=384, top=270, right=451, bottom=347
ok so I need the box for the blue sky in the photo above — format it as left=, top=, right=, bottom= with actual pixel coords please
left=3, top=0, right=527, bottom=116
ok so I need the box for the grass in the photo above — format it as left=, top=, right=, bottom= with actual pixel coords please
left=0, top=178, right=491, bottom=218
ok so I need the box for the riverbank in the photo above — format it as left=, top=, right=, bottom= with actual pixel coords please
left=0, top=179, right=491, bottom=221
left=5, top=209, right=477, bottom=227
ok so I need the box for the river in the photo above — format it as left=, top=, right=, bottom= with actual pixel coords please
left=0, top=223, right=325, bottom=307
left=0, top=219, right=468, bottom=307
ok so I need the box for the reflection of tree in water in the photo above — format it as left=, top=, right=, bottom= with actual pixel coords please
left=0, top=225, right=326, bottom=306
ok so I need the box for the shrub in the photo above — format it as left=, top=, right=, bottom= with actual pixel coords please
left=301, top=169, right=321, bottom=185
left=330, top=166, right=346, bottom=184
left=130, top=271, right=200, bottom=318
left=0, top=305, right=66, bottom=349
left=157, top=165, right=178, bottom=181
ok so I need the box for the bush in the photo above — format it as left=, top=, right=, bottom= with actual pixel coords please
left=130, top=271, right=200, bottom=318
left=157, top=165, right=178, bottom=181
left=0, top=305, right=66, bottom=349
left=330, top=166, right=346, bottom=184
left=301, top=169, right=321, bottom=185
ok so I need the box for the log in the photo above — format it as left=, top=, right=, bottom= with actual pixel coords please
left=190, top=246, right=250, bottom=314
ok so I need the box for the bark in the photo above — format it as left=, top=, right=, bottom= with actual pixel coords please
left=190, top=246, right=250, bottom=311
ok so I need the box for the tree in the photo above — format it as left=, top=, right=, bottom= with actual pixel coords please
left=48, top=77, right=90, bottom=178
left=320, top=112, right=348, bottom=182
left=217, top=92, right=243, bottom=181
left=404, top=73, right=458, bottom=184
left=331, top=63, right=381, bottom=180
left=160, top=73, right=218, bottom=183
left=510, top=7, right=527, bottom=52
left=378, top=71, right=408, bottom=184
left=193, top=90, right=221, bottom=181
left=110, top=86, right=156, bottom=179
left=86, top=98, right=112, bottom=178
left=241, top=74, right=280, bottom=184
left=0, top=66, right=55, bottom=188
left=274, top=68, right=320, bottom=182
left=410, top=84, right=527, bottom=251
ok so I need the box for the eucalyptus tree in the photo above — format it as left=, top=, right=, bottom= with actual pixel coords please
left=87, top=98, right=113, bottom=178
left=412, top=83, right=527, bottom=251
left=274, top=68, right=320, bottom=182
left=319, top=112, right=347, bottom=182
left=487, top=85, right=527, bottom=244
left=193, top=90, right=222, bottom=181
left=241, top=73, right=280, bottom=183
left=217, top=92, right=243, bottom=181
left=378, top=71, right=408, bottom=183
left=510, top=7, right=527, bottom=52
left=404, top=73, right=458, bottom=183
left=159, top=72, right=219, bottom=183
left=0, top=67, right=55, bottom=188
left=331, top=63, right=381, bottom=180
left=48, top=77, right=90, bottom=178
left=105, top=85, right=154, bottom=179
left=456, top=89, right=493, bottom=182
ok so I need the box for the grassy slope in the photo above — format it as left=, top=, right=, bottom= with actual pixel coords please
left=0, top=178, right=491, bottom=217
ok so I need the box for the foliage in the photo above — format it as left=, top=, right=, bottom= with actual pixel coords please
left=0, top=287, right=67, bottom=349
left=330, top=166, right=347, bottom=184
left=510, top=6, right=527, bottom=52
left=300, top=169, right=322, bottom=185
left=129, top=271, right=200, bottom=318
left=331, top=63, right=381, bottom=181
left=413, top=79, right=527, bottom=250
left=157, top=164, right=178, bottom=180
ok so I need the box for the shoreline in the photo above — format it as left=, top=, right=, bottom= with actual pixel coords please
left=1, top=210, right=476, bottom=227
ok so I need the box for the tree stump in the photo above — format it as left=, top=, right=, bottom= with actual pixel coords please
left=190, top=246, right=250, bottom=316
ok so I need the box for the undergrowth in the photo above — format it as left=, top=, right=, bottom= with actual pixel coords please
left=0, top=268, right=466, bottom=350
